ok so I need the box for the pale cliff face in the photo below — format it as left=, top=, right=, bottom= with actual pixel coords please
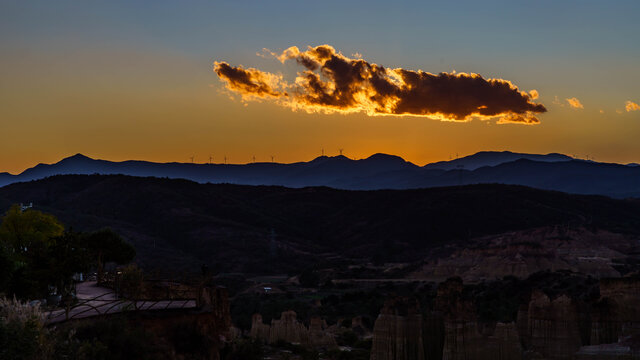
left=413, top=226, right=637, bottom=282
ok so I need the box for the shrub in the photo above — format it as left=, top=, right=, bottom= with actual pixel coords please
left=0, top=296, right=49, bottom=359
left=119, top=264, right=144, bottom=299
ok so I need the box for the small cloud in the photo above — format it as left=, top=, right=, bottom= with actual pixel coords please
left=617, top=109, right=623, bottom=114
left=626, top=100, right=640, bottom=112
left=352, top=52, right=363, bottom=59
left=529, top=90, right=539, bottom=100
left=566, top=97, right=584, bottom=109
left=599, top=109, right=604, bottom=114
left=553, top=96, right=564, bottom=106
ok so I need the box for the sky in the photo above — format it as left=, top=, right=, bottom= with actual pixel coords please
left=1, top=0, right=639, bottom=174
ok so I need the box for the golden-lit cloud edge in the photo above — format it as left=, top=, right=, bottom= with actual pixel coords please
left=566, top=97, right=584, bottom=109
left=626, top=100, right=640, bottom=112
left=214, top=45, right=547, bottom=124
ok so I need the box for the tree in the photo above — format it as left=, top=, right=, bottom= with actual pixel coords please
left=0, top=244, right=15, bottom=293
left=0, top=205, right=65, bottom=299
left=0, top=204, right=64, bottom=260
left=83, top=228, right=136, bottom=284
left=48, top=230, right=92, bottom=298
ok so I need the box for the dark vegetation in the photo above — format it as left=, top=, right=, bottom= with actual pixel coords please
left=53, top=316, right=159, bottom=360
left=0, top=204, right=135, bottom=300
left=231, top=282, right=434, bottom=331
left=1, top=312, right=221, bottom=360
left=2, top=174, right=640, bottom=274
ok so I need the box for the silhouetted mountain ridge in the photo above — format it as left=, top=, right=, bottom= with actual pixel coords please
left=2, top=151, right=639, bottom=198
left=423, top=150, right=573, bottom=170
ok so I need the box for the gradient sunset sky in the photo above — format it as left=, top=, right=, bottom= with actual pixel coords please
left=2, top=0, right=639, bottom=174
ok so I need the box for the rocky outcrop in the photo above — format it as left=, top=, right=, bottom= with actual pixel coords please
left=198, top=286, right=231, bottom=331
left=249, top=311, right=337, bottom=348
left=370, top=297, right=426, bottom=360
left=369, top=278, right=522, bottom=360
left=367, top=276, right=640, bottom=360
left=269, top=310, right=309, bottom=344
left=591, top=278, right=640, bottom=345
left=371, top=278, right=523, bottom=360
left=250, top=313, right=270, bottom=342
left=439, top=278, right=521, bottom=360
left=488, top=322, right=523, bottom=360
left=422, top=312, right=444, bottom=360
left=308, top=317, right=337, bottom=347
left=439, top=286, right=480, bottom=360
left=351, top=316, right=371, bottom=337
left=413, top=227, right=633, bottom=282
left=516, top=304, right=530, bottom=350
left=523, top=290, right=582, bottom=359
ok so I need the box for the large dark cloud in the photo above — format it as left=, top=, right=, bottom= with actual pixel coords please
left=214, top=45, right=546, bottom=124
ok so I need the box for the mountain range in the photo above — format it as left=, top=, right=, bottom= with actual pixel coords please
left=2, top=151, right=640, bottom=198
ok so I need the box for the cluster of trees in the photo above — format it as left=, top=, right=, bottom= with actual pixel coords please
left=0, top=204, right=135, bottom=300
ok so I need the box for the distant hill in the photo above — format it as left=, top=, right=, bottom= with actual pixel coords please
left=2, top=152, right=640, bottom=198
left=1, top=175, right=640, bottom=274
left=423, top=151, right=573, bottom=170
left=0, top=153, right=419, bottom=189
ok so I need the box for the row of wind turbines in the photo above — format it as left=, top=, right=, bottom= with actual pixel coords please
left=187, top=148, right=345, bottom=164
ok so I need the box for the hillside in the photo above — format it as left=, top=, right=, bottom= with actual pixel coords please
left=2, top=175, right=640, bottom=275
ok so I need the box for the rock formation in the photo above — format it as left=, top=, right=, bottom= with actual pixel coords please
left=413, top=227, right=633, bottom=282
left=438, top=278, right=522, bottom=360
left=250, top=313, right=270, bottom=342
left=269, top=310, right=309, bottom=344
left=308, top=317, right=337, bottom=347
left=368, top=278, right=523, bottom=360
left=351, top=316, right=370, bottom=337
left=438, top=278, right=480, bottom=360
left=366, top=277, right=640, bottom=360
left=249, top=310, right=337, bottom=348
left=370, top=297, right=426, bottom=360
left=488, top=322, right=523, bottom=360
left=591, top=277, right=640, bottom=345
left=522, top=290, right=582, bottom=359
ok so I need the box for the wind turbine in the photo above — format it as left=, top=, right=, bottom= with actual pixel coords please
left=339, top=148, right=344, bottom=156
left=271, top=155, right=274, bottom=163
left=189, top=156, right=194, bottom=163
left=209, top=155, right=213, bottom=164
